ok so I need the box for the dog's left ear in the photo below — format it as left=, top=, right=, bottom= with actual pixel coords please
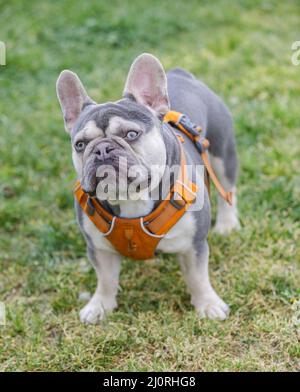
left=123, top=53, right=170, bottom=116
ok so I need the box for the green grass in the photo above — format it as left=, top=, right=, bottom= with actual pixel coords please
left=0, top=0, right=300, bottom=371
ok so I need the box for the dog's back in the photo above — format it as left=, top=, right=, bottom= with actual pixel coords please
left=167, top=67, right=238, bottom=187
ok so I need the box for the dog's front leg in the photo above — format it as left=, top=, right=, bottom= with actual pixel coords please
left=80, top=248, right=121, bottom=324
left=179, top=241, right=229, bottom=320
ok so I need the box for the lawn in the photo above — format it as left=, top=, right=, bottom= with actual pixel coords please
left=0, top=0, right=299, bottom=371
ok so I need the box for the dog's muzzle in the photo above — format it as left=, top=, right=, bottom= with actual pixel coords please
left=81, top=138, right=145, bottom=197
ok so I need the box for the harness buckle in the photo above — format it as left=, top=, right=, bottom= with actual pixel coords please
left=178, top=115, right=202, bottom=137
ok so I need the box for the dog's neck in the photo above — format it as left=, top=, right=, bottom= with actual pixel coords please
left=119, top=199, right=155, bottom=218
left=98, top=123, right=181, bottom=219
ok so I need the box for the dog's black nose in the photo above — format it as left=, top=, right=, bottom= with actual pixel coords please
left=94, top=142, right=115, bottom=162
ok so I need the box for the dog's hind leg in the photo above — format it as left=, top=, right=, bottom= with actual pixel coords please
left=207, top=121, right=240, bottom=235
left=210, top=154, right=240, bottom=235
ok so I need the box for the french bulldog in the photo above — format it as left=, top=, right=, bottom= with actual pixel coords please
left=56, top=53, right=240, bottom=324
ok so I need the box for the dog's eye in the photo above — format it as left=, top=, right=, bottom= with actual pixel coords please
left=125, top=130, right=139, bottom=141
left=74, top=140, right=86, bottom=152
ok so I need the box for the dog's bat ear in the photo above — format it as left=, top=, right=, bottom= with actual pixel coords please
left=123, top=53, right=170, bottom=116
left=56, top=70, right=95, bottom=133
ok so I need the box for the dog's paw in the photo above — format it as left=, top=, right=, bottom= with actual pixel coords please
left=194, top=293, right=230, bottom=321
left=79, top=300, right=106, bottom=324
left=213, top=216, right=240, bottom=236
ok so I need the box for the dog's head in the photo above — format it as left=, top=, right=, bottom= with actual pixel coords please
left=56, top=53, right=170, bottom=203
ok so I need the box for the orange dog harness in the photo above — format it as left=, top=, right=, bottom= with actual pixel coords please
left=74, top=111, right=232, bottom=260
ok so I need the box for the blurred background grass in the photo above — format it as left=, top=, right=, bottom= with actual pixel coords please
left=0, top=0, right=299, bottom=371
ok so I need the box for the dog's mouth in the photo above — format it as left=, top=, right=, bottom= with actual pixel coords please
left=81, top=152, right=150, bottom=201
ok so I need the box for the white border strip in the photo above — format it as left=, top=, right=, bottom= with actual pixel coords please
left=103, top=216, right=116, bottom=236
left=140, top=218, right=165, bottom=238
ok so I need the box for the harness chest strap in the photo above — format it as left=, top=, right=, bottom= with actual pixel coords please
left=74, top=111, right=231, bottom=260
left=74, top=142, right=198, bottom=260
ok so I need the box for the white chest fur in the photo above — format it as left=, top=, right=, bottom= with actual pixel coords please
left=156, top=212, right=196, bottom=253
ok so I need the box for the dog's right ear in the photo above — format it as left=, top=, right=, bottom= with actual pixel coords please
left=123, top=53, right=170, bottom=116
left=56, top=70, right=94, bottom=133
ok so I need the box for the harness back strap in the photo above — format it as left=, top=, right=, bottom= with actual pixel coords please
left=163, top=111, right=232, bottom=205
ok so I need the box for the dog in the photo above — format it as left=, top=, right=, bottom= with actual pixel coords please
left=56, top=53, right=240, bottom=324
